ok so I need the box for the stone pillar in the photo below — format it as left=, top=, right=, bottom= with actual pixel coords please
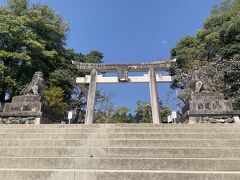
left=234, top=116, right=240, bottom=123
left=149, top=68, right=161, bottom=124
left=85, top=69, right=97, bottom=124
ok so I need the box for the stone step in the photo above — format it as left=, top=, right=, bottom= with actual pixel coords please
left=1, top=127, right=240, bottom=134
left=0, top=139, right=240, bottom=147
left=0, top=157, right=239, bottom=171
left=1, top=133, right=240, bottom=139
left=0, top=147, right=240, bottom=158
left=0, top=170, right=240, bottom=180
left=0, top=124, right=239, bottom=128
left=0, top=124, right=239, bottom=180
left=0, top=139, right=240, bottom=148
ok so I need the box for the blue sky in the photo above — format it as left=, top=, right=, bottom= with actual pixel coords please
left=0, top=0, right=222, bottom=112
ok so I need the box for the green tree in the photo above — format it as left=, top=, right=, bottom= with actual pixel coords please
left=171, top=0, right=240, bottom=109
left=108, top=107, right=131, bottom=123
left=0, top=0, right=103, bottom=117
left=44, top=86, right=68, bottom=117
left=8, top=0, right=28, bottom=15
left=0, top=0, right=68, bottom=102
left=211, top=0, right=234, bottom=16
left=134, top=100, right=171, bottom=123
left=134, top=101, right=152, bottom=123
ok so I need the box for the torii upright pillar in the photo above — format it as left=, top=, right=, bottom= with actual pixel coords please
left=85, top=69, right=97, bottom=124
left=149, top=67, right=161, bottom=124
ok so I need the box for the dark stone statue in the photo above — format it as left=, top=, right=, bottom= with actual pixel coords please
left=22, top=71, right=45, bottom=97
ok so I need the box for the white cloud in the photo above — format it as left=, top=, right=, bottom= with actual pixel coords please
left=161, top=40, right=167, bottom=44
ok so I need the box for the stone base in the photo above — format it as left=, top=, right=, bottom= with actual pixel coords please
left=0, top=95, right=62, bottom=124
left=181, top=92, right=240, bottom=124
left=0, top=116, right=40, bottom=124
left=188, top=116, right=236, bottom=124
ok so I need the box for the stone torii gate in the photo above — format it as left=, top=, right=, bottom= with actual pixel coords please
left=72, top=59, right=175, bottom=124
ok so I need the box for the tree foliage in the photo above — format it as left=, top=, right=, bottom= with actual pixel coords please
left=134, top=101, right=152, bottom=123
left=108, top=107, right=132, bottom=123
left=135, top=100, right=172, bottom=123
left=0, top=0, right=68, bottom=101
left=44, top=86, right=68, bottom=117
left=171, top=0, right=240, bottom=109
left=0, top=0, right=103, bottom=116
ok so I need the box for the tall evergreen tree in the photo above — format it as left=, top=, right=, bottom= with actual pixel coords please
left=171, top=0, right=240, bottom=109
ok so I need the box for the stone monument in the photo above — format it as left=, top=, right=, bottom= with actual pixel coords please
left=0, top=72, right=57, bottom=124
left=181, top=68, right=240, bottom=124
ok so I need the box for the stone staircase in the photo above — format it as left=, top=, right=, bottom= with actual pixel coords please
left=0, top=124, right=240, bottom=180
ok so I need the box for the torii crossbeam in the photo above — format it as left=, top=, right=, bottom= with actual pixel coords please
left=73, top=59, right=176, bottom=124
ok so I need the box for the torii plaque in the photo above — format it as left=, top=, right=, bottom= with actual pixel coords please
left=73, top=59, right=175, bottom=124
